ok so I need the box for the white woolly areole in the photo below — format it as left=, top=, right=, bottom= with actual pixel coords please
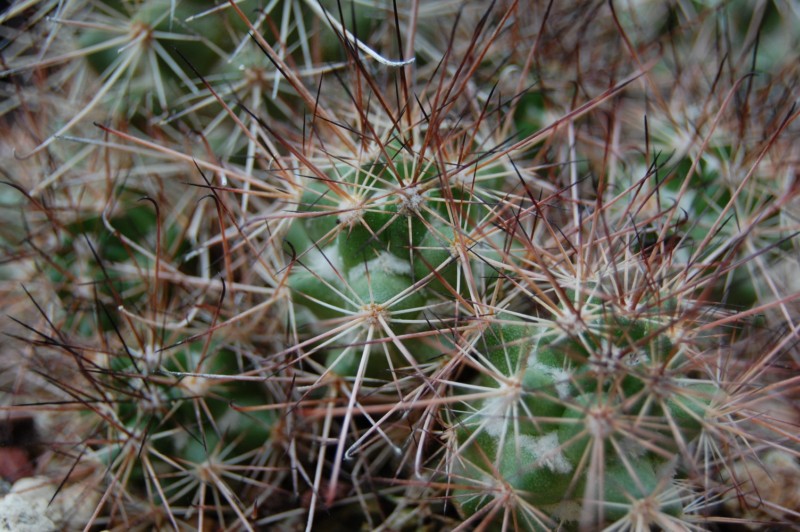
left=479, top=383, right=520, bottom=438
left=528, top=351, right=573, bottom=399
left=622, top=350, right=649, bottom=367
left=557, top=311, right=584, bottom=335
left=586, top=407, right=613, bottom=439
left=517, top=433, right=573, bottom=474
left=398, top=185, right=424, bottom=214
left=337, top=198, right=364, bottom=227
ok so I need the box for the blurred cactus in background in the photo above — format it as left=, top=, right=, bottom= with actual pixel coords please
left=1, top=0, right=799, bottom=530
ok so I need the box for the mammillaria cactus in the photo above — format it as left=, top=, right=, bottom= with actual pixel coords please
left=1, top=1, right=799, bottom=530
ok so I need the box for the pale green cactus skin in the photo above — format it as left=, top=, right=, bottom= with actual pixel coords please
left=445, top=302, right=717, bottom=528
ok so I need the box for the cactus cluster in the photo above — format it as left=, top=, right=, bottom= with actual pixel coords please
left=1, top=0, right=799, bottom=530
left=448, top=282, right=719, bottom=528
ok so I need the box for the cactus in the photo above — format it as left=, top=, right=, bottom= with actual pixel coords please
left=1, top=0, right=799, bottom=530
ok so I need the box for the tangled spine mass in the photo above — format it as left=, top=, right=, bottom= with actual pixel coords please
left=1, top=0, right=799, bottom=530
